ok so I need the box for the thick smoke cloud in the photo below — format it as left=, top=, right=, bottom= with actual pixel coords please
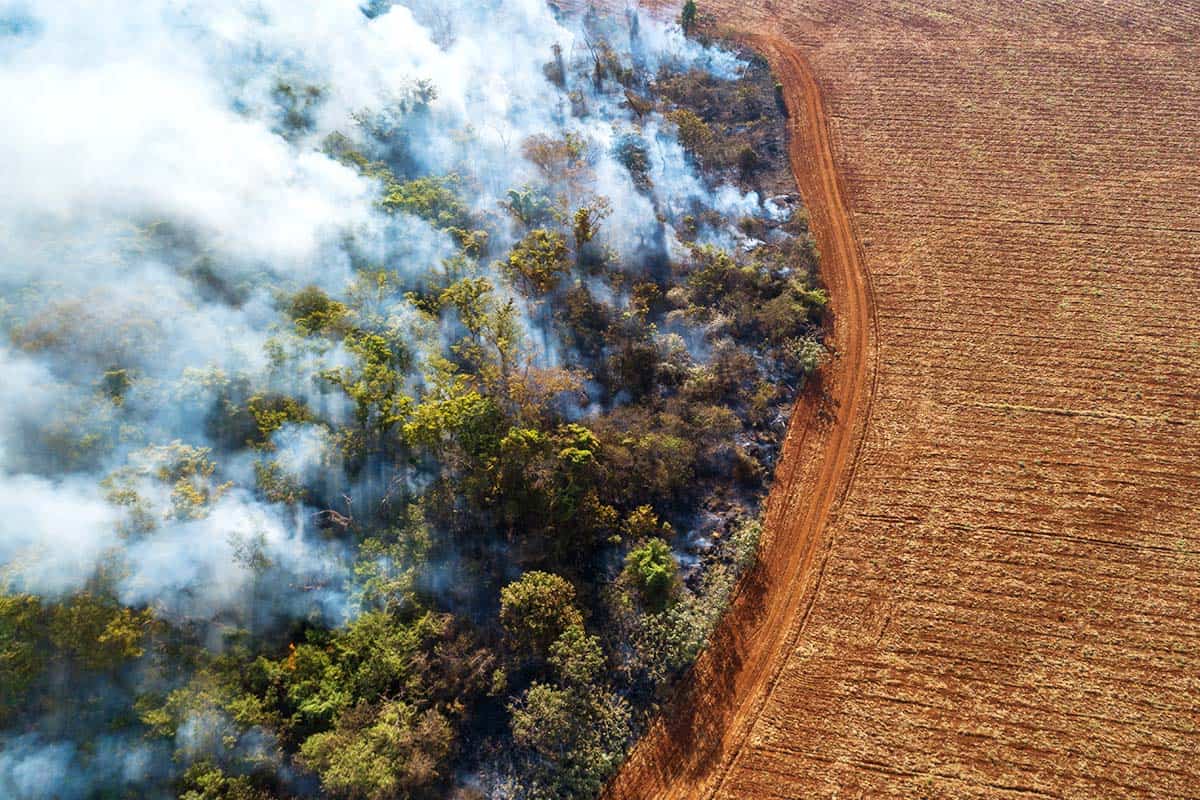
left=0, top=0, right=762, bottom=622
left=0, top=733, right=168, bottom=800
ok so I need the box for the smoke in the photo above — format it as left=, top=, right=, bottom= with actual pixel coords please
left=0, top=38, right=374, bottom=268
left=0, top=473, right=118, bottom=598
left=0, top=0, right=764, bottom=599
left=0, top=733, right=169, bottom=800
left=0, top=0, right=780, bottom=791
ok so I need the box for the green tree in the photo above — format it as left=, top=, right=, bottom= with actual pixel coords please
left=681, top=0, right=698, bottom=35
left=288, top=285, right=350, bottom=337
left=381, top=175, right=469, bottom=230
left=322, top=329, right=414, bottom=450
left=0, top=593, right=45, bottom=720
left=666, top=109, right=714, bottom=160
left=103, top=441, right=233, bottom=524
left=506, top=186, right=553, bottom=228
left=508, top=682, right=631, bottom=799
left=509, top=682, right=572, bottom=763
left=47, top=593, right=153, bottom=671
left=179, top=763, right=273, bottom=800
left=499, top=572, right=584, bottom=658
left=548, top=625, right=604, bottom=686
left=380, top=174, right=486, bottom=255
left=403, top=383, right=502, bottom=469
left=438, top=277, right=494, bottom=341
left=623, top=539, right=679, bottom=612
left=354, top=505, right=432, bottom=613
left=503, top=229, right=570, bottom=297
left=246, top=394, right=312, bottom=447
left=571, top=200, right=610, bottom=251
left=622, top=505, right=670, bottom=540
left=299, top=700, right=454, bottom=800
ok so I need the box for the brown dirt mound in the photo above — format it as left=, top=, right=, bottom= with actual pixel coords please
left=606, top=1, right=1200, bottom=798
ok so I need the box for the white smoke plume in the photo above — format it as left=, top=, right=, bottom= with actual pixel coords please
left=0, top=0, right=764, bottom=620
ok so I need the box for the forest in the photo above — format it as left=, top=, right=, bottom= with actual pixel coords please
left=0, top=2, right=823, bottom=798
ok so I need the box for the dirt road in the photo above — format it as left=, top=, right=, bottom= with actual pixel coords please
left=608, top=0, right=1200, bottom=798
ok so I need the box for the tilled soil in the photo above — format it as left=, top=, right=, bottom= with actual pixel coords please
left=606, top=1, right=1200, bottom=798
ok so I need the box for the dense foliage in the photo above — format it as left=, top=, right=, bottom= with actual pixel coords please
left=0, top=5, right=822, bottom=799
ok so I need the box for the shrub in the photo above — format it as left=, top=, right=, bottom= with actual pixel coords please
left=613, top=134, right=652, bottom=190
left=500, top=572, right=584, bottom=658
left=681, top=0, right=698, bottom=35
left=624, top=539, right=679, bottom=612
left=666, top=109, right=714, bottom=158
left=503, top=229, right=570, bottom=297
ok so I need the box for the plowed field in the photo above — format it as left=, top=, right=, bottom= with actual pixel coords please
left=607, top=1, right=1200, bottom=797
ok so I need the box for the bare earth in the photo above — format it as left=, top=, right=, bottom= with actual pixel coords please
left=607, top=1, right=1200, bottom=798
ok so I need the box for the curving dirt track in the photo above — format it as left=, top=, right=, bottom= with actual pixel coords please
left=605, top=1, right=1200, bottom=798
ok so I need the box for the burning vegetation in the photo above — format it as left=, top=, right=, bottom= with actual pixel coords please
left=0, top=2, right=821, bottom=798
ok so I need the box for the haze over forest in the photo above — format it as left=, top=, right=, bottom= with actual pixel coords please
left=0, top=1, right=827, bottom=797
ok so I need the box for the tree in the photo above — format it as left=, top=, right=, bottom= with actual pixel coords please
left=247, top=393, right=312, bottom=447
left=509, top=682, right=572, bottom=761
left=403, top=384, right=502, bottom=470
left=622, top=505, right=670, bottom=540
left=613, top=134, right=652, bottom=191
left=666, top=109, right=714, bottom=160
left=623, top=539, right=679, bottom=612
left=572, top=199, right=611, bottom=252
left=298, top=700, right=454, bottom=800
left=543, top=44, right=566, bottom=88
left=380, top=174, right=486, bottom=255
left=499, top=572, right=584, bottom=658
left=354, top=504, right=431, bottom=613
left=179, top=763, right=273, bottom=800
left=103, top=441, right=233, bottom=524
left=288, top=285, right=350, bottom=337
left=503, top=229, right=570, bottom=297
left=380, top=175, right=469, bottom=231
left=0, top=594, right=45, bottom=720
left=323, top=329, right=414, bottom=450
left=548, top=625, right=604, bottom=686
left=522, top=133, right=589, bottom=184
left=251, top=609, right=484, bottom=799
left=736, top=143, right=760, bottom=175
left=508, top=682, right=631, bottom=799
left=506, top=186, right=553, bottom=228
left=681, top=0, right=698, bottom=35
